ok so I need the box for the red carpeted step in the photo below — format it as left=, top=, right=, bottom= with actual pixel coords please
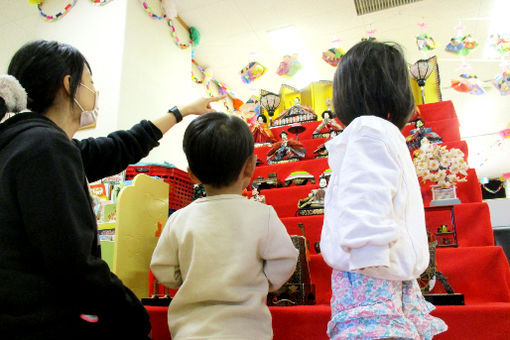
left=252, top=158, right=329, bottom=187
left=417, top=100, right=458, bottom=122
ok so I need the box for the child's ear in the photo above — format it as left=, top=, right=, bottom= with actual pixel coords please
left=243, top=154, right=256, bottom=179
left=187, top=167, right=201, bottom=184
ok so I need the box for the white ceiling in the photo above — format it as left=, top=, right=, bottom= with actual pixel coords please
left=178, top=0, right=510, bottom=179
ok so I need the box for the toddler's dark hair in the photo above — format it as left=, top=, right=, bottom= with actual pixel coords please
left=333, top=41, right=415, bottom=130
left=183, top=112, right=254, bottom=188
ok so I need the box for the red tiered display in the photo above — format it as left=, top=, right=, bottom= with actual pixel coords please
left=145, top=101, right=510, bottom=340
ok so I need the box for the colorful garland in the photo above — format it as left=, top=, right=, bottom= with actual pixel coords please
left=167, top=19, right=193, bottom=49
left=139, top=0, right=166, bottom=20
left=90, top=0, right=114, bottom=5
left=36, top=1, right=78, bottom=22
left=482, top=182, right=505, bottom=194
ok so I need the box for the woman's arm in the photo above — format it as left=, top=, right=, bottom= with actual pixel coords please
left=76, top=96, right=224, bottom=182
left=151, top=96, right=223, bottom=134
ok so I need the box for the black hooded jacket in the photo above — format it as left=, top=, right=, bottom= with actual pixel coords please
left=0, top=112, right=162, bottom=339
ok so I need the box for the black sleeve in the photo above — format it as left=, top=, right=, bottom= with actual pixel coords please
left=16, top=129, right=151, bottom=336
left=74, top=120, right=163, bottom=182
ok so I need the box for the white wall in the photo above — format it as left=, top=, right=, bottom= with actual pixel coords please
left=116, top=0, right=203, bottom=170
left=0, top=0, right=128, bottom=138
left=0, top=0, right=204, bottom=171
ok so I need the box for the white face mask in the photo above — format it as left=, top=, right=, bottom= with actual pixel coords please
left=74, top=83, right=99, bottom=127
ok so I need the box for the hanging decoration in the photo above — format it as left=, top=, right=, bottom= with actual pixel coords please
left=445, top=35, right=478, bottom=56
left=416, top=23, right=437, bottom=51
left=416, top=33, right=437, bottom=51
left=240, top=62, right=267, bottom=84
left=166, top=19, right=198, bottom=49
left=361, top=28, right=377, bottom=42
left=90, top=0, right=114, bottom=5
left=192, top=59, right=244, bottom=114
left=322, top=47, right=345, bottom=67
left=470, top=129, right=510, bottom=168
left=239, top=95, right=261, bottom=125
left=34, top=0, right=78, bottom=22
left=493, top=71, right=510, bottom=95
left=139, top=0, right=166, bottom=20
left=276, top=54, right=302, bottom=78
left=489, top=33, right=510, bottom=56
left=451, top=74, right=486, bottom=95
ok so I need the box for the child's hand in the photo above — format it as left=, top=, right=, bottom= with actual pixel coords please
left=180, top=96, right=226, bottom=117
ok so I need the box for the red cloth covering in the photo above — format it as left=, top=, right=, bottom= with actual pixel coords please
left=259, top=166, right=483, bottom=219
left=281, top=201, right=494, bottom=256
left=146, top=247, right=510, bottom=340
left=420, top=168, right=483, bottom=206
left=417, top=100, right=458, bottom=121
left=145, top=102, right=510, bottom=339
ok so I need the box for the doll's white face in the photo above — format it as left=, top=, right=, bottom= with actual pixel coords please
left=319, top=178, right=327, bottom=188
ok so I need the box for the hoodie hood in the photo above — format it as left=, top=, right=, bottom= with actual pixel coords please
left=0, top=112, right=62, bottom=152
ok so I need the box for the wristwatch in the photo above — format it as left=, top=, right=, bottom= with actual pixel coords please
left=168, top=106, right=183, bottom=123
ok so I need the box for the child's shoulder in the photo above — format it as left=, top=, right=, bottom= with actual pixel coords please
left=348, top=116, right=399, bottom=139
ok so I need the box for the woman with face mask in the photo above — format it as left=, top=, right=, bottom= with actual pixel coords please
left=0, top=40, right=222, bottom=340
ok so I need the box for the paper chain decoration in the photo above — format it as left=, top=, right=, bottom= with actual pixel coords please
left=139, top=0, right=166, bottom=20
left=90, top=0, right=113, bottom=5
left=35, top=1, right=78, bottom=22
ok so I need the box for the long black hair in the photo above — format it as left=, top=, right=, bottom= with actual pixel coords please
left=333, top=41, right=414, bottom=130
left=7, top=40, right=91, bottom=114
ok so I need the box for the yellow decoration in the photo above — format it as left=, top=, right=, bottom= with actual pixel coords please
left=269, top=82, right=333, bottom=119
left=113, top=174, right=169, bottom=298
left=409, top=56, right=442, bottom=105
left=28, top=0, right=39, bottom=4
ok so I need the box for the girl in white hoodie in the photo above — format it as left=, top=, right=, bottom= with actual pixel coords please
left=320, top=41, right=447, bottom=339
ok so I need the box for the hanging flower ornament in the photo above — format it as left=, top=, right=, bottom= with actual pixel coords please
left=32, top=0, right=78, bottom=22
left=413, top=139, right=468, bottom=188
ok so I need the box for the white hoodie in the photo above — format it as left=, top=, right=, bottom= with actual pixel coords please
left=320, top=115, right=429, bottom=281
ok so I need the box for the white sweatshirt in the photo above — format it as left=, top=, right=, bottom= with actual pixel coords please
left=151, top=194, right=298, bottom=340
left=320, top=116, right=429, bottom=281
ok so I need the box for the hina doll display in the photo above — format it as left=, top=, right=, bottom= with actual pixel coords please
left=297, top=175, right=328, bottom=216
left=313, top=129, right=340, bottom=158
left=312, top=99, right=343, bottom=138
left=406, top=119, right=442, bottom=151
left=251, top=114, right=276, bottom=147
left=267, top=130, right=306, bottom=164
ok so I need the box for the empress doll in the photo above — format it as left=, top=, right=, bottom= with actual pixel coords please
left=251, top=114, right=276, bottom=146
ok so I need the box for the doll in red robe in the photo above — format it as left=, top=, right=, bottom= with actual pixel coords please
left=251, top=114, right=276, bottom=146
left=267, top=130, right=306, bottom=164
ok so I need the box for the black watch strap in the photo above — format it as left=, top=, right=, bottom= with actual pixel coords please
left=168, top=106, right=183, bottom=123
